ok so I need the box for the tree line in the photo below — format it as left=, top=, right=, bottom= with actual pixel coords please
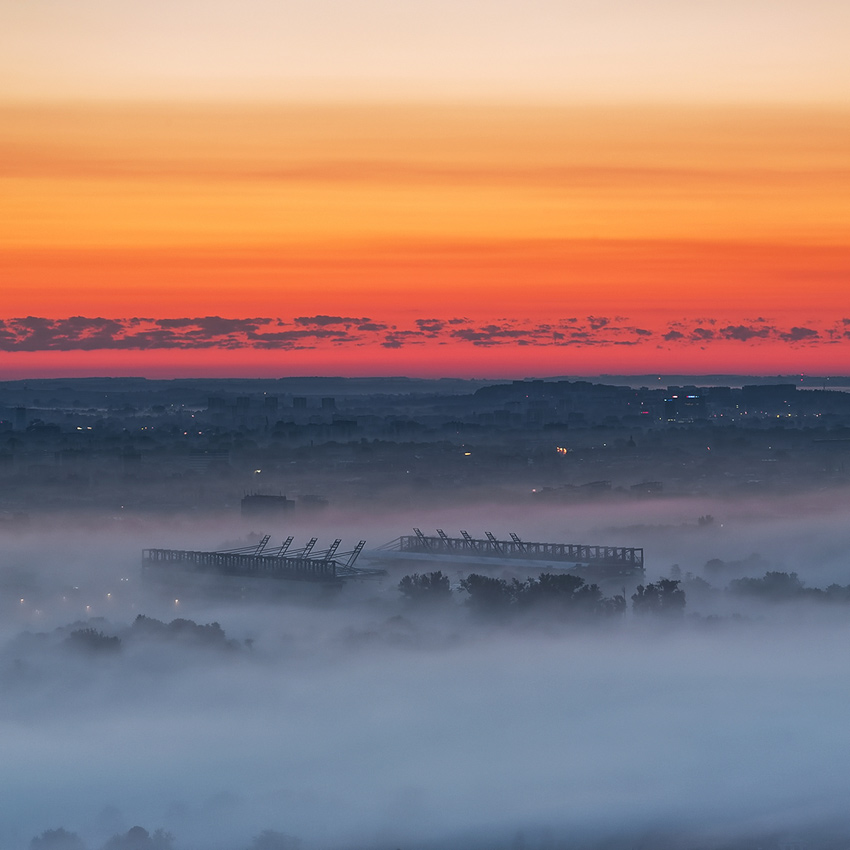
left=29, top=826, right=298, bottom=850
left=398, top=570, right=685, bottom=617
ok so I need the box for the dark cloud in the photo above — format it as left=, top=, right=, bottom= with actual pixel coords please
left=450, top=329, right=493, bottom=344
left=0, top=317, right=332, bottom=352
left=380, top=330, right=427, bottom=349
left=3, top=317, right=130, bottom=351
left=194, top=317, right=263, bottom=335
left=781, top=327, right=820, bottom=342
left=720, top=324, right=773, bottom=342
left=450, top=324, right=532, bottom=346
left=0, top=315, right=840, bottom=353
left=416, top=319, right=445, bottom=335
left=293, top=315, right=367, bottom=327
left=251, top=329, right=353, bottom=349
left=155, top=318, right=194, bottom=328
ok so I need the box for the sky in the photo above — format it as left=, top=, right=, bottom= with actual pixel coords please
left=1, top=0, right=849, bottom=378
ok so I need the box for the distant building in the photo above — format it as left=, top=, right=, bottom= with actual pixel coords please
left=580, top=480, right=612, bottom=493
left=665, top=393, right=706, bottom=421
left=631, top=480, right=663, bottom=495
left=241, top=493, right=295, bottom=518
left=188, top=450, right=230, bottom=473
left=706, top=386, right=733, bottom=405
left=741, top=383, right=796, bottom=412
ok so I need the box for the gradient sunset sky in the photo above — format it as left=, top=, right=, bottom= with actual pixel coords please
left=2, top=0, right=849, bottom=378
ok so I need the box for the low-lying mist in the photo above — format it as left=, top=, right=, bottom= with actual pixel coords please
left=3, top=489, right=850, bottom=850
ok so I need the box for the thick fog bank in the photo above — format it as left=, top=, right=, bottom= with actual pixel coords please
left=3, top=493, right=850, bottom=849
left=4, top=609, right=850, bottom=849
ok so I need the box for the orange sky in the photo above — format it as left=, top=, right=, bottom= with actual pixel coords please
left=1, top=2, right=849, bottom=377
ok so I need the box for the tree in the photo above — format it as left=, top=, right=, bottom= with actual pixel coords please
left=30, top=828, right=87, bottom=850
left=459, top=571, right=625, bottom=619
left=728, top=571, right=813, bottom=600
left=518, top=574, right=625, bottom=618
left=521, top=572, right=586, bottom=602
left=397, top=571, right=452, bottom=603
left=64, top=628, right=121, bottom=653
left=595, top=593, right=627, bottom=616
left=101, top=827, right=173, bottom=850
left=130, top=615, right=234, bottom=648
left=459, top=574, right=518, bottom=613
left=246, top=830, right=301, bottom=850
left=524, top=573, right=593, bottom=606
left=824, top=583, right=850, bottom=602
left=631, top=578, right=686, bottom=616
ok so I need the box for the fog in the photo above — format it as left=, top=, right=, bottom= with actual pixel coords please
left=4, top=492, right=850, bottom=849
